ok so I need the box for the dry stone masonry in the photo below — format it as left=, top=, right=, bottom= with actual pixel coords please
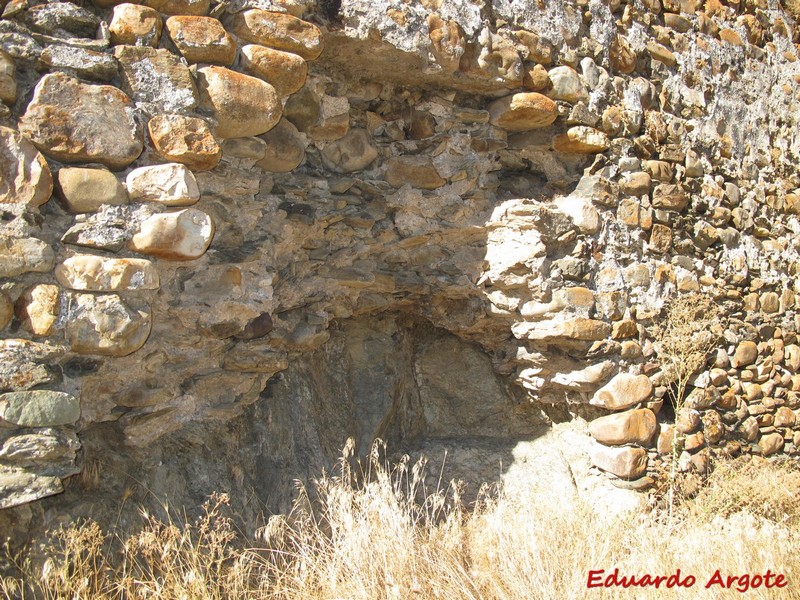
left=1, top=0, right=800, bottom=536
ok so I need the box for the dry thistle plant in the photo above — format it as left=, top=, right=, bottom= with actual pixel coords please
left=651, top=292, right=723, bottom=519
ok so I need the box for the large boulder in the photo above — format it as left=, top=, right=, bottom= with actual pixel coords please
left=18, top=73, right=143, bottom=169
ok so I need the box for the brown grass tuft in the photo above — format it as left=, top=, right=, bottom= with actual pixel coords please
left=3, top=441, right=800, bottom=599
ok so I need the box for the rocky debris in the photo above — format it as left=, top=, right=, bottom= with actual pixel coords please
left=18, top=73, right=142, bottom=169
left=0, top=237, right=54, bottom=277
left=0, top=126, right=53, bottom=207
left=257, top=119, right=305, bottom=172
left=130, top=208, right=214, bottom=259
left=0, top=0, right=798, bottom=528
left=114, top=46, right=198, bottom=115
left=165, top=16, right=236, bottom=66
left=488, top=92, right=557, bottom=131
left=589, top=409, right=657, bottom=446
left=55, top=256, right=159, bottom=291
left=590, top=373, right=654, bottom=411
left=227, top=9, right=323, bottom=61
left=109, top=3, right=162, bottom=48
left=15, top=284, right=60, bottom=335
left=240, top=45, right=308, bottom=97
left=196, top=66, right=282, bottom=139
left=590, top=444, right=649, bottom=479
left=0, top=391, right=80, bottom=427
left=56, top=167, right=127, bottom=214
left=125, top=163, right=200, bottom=205
left=147, top=114, right=221, bottom=171
left=66, top=293, right=151, bottom=356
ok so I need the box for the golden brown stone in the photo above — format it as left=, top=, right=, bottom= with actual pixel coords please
left=228, top=10, right=323, bottom=61
left=488, top=93, right=557, bottom=132
left=240, top=45, right=308, bottom=97
left=165, top=16, right=236, bottom=65
left=109, top=3, right=162, bottom=47
left=589, top=409, right=657, bottom=446
left=553, top=127, right=610, bottom=153
left=427, top=15, right=465, bottom=73
left=148, top=114, right=222, bottom=171
left=385, top=156, right=446, bottom=190
left=257, top=119, right=305, bottom=172
left=196, top=66, right=282, bottom=139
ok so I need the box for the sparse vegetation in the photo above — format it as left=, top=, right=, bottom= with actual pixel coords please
left=3, top=441, right=800, bottom=600
left=650, top=293, right=723, bottom=519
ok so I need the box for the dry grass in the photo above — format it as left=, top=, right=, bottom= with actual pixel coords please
left=3, top=442, right=800, bottom=600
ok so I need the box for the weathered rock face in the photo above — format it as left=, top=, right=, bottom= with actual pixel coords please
left=18, top=73, right=143, bottom=169
left=0, top=127, right=52, bottom=207
left=2, top=0, right=800, bottom=549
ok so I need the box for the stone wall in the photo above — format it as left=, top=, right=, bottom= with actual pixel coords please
left=1, top=0, right=800, bottom=534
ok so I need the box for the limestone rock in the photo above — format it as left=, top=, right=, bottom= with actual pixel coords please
left=142, top=0, right=210, bottom=16
left=18, top=72, right=142, bottom=169
left=38, top=46, right=118, bottom=82
left=0, top=339, right=63, bottom=391
left=427, top=15, right=465, bottom=73
left=196, top=66, right=282, bottom=139
left=55, top=256, right=159, bottom=291
left=652, top=184, right=688, bottom=211
left=227, top=9, right=323, bottom=60
left=385, top=156, right=446, bottom=190
left=0, top=468, right=63, bottom=510
left=147, top=114, right=221, bottom=171
left=56, top=167, right=127, bottom=214
left=0, top=49, right=16, bottom=105
left=125, top=164, right=200, bottom=206
left=165, top=16, right=236, bottom=66
left=15, top=284, right=60, bottom=335
left=649, top=224, right=672, bottom=253
left=0, top=237, right=54, bottom=277
left=240, top=44, right=308, bottom=97
left=553, top=194, right=600, bottom=234
left=320, top=129, right=378, bottom=173
left=0, top=391, right=80, bottom=427
left=546, top=65, right=588, bottom=103
left=732, top=341, right=758, bottom=368
left=130, top=208, right=214, bottom=260
left=109, top=3, right=162, bottom=47
left=0, top=292, right=12, bottom=330
left=0, top=429, right=79, bottom=467
left=24, top=2, right=100, bottom=38
left=553, top=126, right=610, bottom=153
left=590, top=373, right=654, bottom=411
left=589, top=409, right=657, bottom=446
left=257, top=119, right=305, bottom=172
left=67, top=293, right=151, bottom=356
left=114, top=46, right=198, bottom=114
left=512, top=318, right=611, bottom=342
left=759, top=432, right=784, bottom=456
left=0, top=126, right=53, bottom=207
left=590, top=444, right=648, bottom=479
left=488, top=93, right=557, bottom=131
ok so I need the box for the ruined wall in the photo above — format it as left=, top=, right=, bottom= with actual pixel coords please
left=1, top=0, right=800, bottom=537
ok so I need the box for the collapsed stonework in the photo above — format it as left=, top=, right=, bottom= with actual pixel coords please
left=1, top=0, right=800, bottom=542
